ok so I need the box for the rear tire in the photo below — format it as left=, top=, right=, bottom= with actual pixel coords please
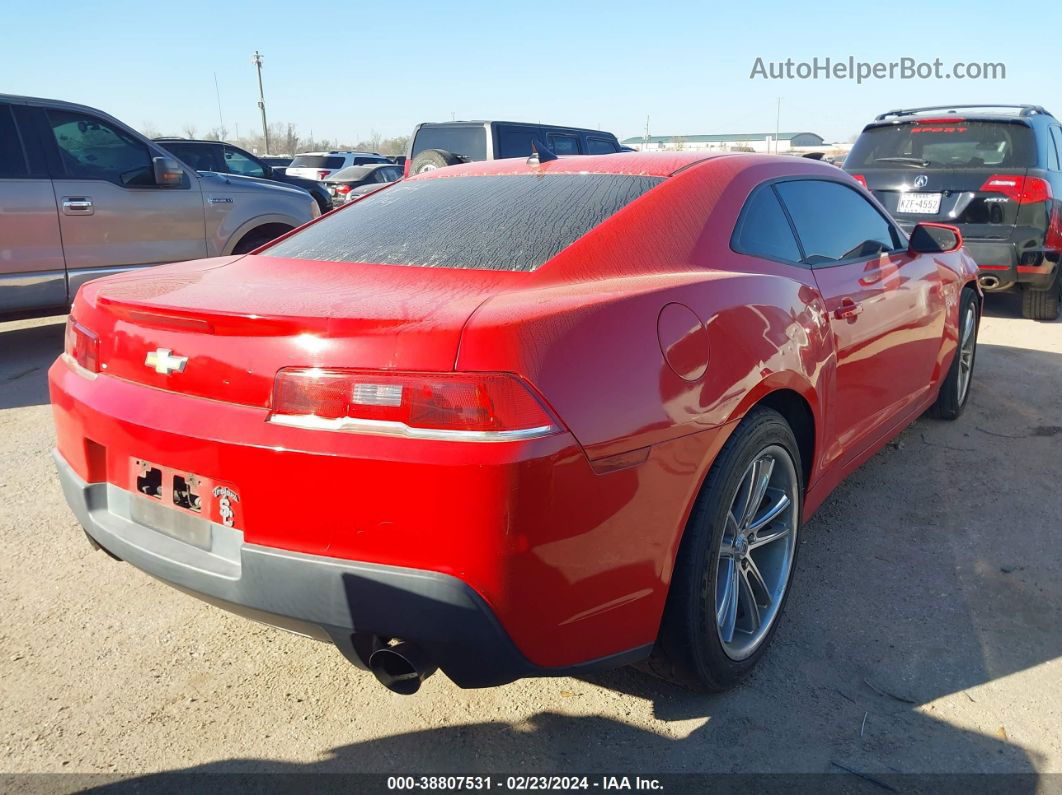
left=410, top=149, right=463, bottom=174
left=1020, top=273, right=1061, bottom=320
left=929, top=288, right=979, bottom=420
left=647, top=407, right=803, bottom=691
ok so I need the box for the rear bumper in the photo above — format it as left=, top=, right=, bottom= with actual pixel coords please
left=55, top=453, right=648, bottom=687
left=897, top=221, right=1058, bottom=291
left=49, top=357, right=689, bottom=675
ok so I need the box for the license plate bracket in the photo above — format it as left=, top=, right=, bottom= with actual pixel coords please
left=129, top=458, right=242, bottom=544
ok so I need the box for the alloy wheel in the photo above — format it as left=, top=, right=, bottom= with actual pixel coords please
left=714, top=445, right=799, bottom=661
left=957, top=304, right=976, bottom=404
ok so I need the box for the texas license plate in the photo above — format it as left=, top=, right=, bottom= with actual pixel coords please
left=897, top=192, right=942, bottom=214
left=129, top=458, right=242, bottom=547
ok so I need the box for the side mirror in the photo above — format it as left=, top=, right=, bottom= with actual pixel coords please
left=153, top=156, right=185, bottom=187
left=909, top=222, right=962, bottom=254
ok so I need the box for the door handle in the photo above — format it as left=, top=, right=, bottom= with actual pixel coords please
left=62, top=197, right=94, bottom=216
left=834, top=297, right=863, bottom=320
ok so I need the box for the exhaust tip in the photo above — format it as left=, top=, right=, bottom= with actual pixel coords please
left=979, top=274, right=1001, bottom=290
left=368, top=642, right=436, bottom=695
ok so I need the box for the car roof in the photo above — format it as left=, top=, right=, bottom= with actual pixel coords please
left=293, top=151, right=385, bottom=157
left=417, top=120, right=618, bottom=136
left=411, top=151, right=741, bottom=179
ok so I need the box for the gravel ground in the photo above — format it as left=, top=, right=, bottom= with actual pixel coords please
left=0, top=292, right=1059, bottom=784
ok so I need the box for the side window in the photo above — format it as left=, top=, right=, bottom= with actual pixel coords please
left=497, top=126, right=541, bottom=159
left=223, top=146, right=266, bottom=178
left=1050, top=128, right=1062, bottom=172
left=0, top=104, right=29, bottom=178
left=162, top=142, right=220, bottom=172
left=587, top=137, right=620, bottom=154
left=548, top=134, right=580, bottom=155
left=775, top=179, right=900, bottom=265
left=731, top=184, right=803, bottom=263
left=47, top=110, right=155, bottom=186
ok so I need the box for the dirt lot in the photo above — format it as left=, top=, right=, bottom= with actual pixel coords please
left=1, top=293, right=1059, bottom=784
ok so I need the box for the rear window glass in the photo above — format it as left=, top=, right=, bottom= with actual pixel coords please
left=329, top=166, right=373, bottom=181
left=412, top=126, right=486, bottom=161
left=263, top=174, right=662, bottom=272
left=846, top=121, right=1036, bottom=169
left=290, top=155, right=345, bottom=169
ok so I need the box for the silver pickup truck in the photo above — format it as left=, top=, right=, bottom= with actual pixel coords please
left=0, top=94, right=319, bottom=315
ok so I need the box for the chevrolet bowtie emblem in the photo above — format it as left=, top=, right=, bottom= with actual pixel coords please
left=145, top=348, right=188, bottom=375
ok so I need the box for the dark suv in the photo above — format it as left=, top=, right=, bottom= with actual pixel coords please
left=846, top=104, right=1062, bottom=319
left=155, top=138, right=332, bottom=214
left=405, top=121, right=622, bottom=176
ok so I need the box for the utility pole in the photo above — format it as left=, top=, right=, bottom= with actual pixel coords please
left=643, top=114, right=650, bottom=151
left=213, top=72, right=225, bottom=139
left=252, top=50, right=270, bottom=154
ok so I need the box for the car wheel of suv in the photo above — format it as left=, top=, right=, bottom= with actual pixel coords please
left=930, top=288, right=979, bottom=420
left=1020, top=273, right=1061, bottom=321
left=232, top=227, right=290, bottom=255
left=647, top=407, right=802, bottom=691
left=410, top=149, right=463, bottom=174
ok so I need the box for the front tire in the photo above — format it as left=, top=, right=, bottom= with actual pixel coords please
left=648, top=407, right=803, bottom=691
left=232, top=228, right=289, bottom=255
left=929, top=288, right=979, bottom=420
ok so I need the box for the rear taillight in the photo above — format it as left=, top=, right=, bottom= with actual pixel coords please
left=64, top=318, right=99, bottom=373
left=316, top=170, right=329, bottom=180
left=268, top=368, right=561, bottom=441
left=336, top=184, right=351, bottom=194
left=851, top=174, right=868, bottom=189
left=980, top=175, right=1052, bottom=204
left=1047, top=204, right=1062, bottom=251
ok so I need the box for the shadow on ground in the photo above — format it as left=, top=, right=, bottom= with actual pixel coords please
left=0, top=317, right=65, bottom=410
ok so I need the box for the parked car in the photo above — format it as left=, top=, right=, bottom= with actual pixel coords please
left=155, top=139, right=332, bottom=215
left=324, top=163, right=403, bottom=207
left=406, top=120, right=623, bottom=175
left=260, top=155, right=293, bottom=173
left=846, top=104, right=1062, bottom=319
left=51, top=152, right=979, bottom=695
left=0, top=95, right=318, bottom=316
left=285, top=151, right=391, bottom=181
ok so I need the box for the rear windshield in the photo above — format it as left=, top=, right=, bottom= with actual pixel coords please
left=412, top=126, right=487, bottom=161
left=263, top=174, right=662, bottom=272
left=289, top=155, right=345, bottom=169
left=847, top=120, right=1037, bottom=169
left=329, top=166, right=373, bottom=180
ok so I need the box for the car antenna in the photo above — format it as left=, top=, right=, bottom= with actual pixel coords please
left=527, top=138, right=558, bottom=165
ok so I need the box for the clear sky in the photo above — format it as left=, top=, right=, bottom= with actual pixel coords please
left=3, top=0, right=1055, bottom=145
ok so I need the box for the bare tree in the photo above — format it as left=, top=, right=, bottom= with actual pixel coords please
left=140, top=121, right=163, bottom=139
left=181, top=123, right=198, bottom=139
left=204, top=126, right=228, bottom=142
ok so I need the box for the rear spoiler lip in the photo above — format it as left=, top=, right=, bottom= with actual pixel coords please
left=861, top=116, right=1035, bottom=132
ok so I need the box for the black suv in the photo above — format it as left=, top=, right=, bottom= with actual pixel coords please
left=406, top=121, right=622, bottom=175
left=846, top=104, right=1062, bottom=319
left=155, top=139, right=332, bottom=214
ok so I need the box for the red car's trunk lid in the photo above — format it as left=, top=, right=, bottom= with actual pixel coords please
left=76, top=255, right=521, bottom=408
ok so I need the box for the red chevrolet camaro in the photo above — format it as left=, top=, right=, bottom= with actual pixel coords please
left=51, top=151, right=980, bottom=694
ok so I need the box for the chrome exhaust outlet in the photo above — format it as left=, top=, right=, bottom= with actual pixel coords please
left=368, top=641, right=437, bottom=695
left=979, top=274, right=1000, bottom=290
